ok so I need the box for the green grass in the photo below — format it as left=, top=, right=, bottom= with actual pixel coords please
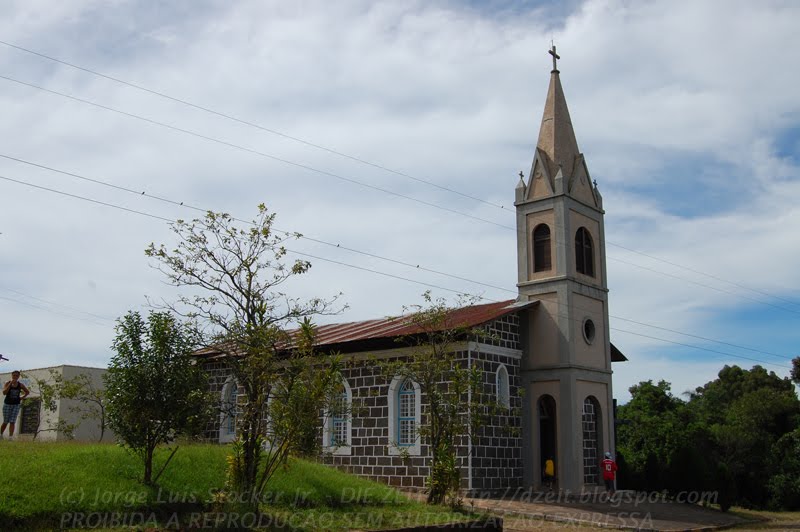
left=0, top=442, right=227, bottom=527
left=0, top=441, right=477, bottom=530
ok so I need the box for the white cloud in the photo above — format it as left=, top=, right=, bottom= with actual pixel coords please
left=0, top=0, right=797, bottom=399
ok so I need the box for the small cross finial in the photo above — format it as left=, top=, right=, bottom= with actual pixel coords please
left=519, top=171, right=524, bottom=180
left=549, top=44, right=560, bottom=72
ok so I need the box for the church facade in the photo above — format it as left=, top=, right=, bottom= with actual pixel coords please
left=199, top=51, right=625, bottom=494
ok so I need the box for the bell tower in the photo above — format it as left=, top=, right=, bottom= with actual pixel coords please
left=516, top=46, right=614, bottom=492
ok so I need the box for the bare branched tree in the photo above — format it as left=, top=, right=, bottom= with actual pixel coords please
left=145, top=204, right=344, bottom=506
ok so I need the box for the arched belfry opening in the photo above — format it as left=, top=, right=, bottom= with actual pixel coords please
left=538, top=395, right=557, bottom=480
left=533, top=224, right=552, bottom=272
left=575, top=227, right=594, bottom=277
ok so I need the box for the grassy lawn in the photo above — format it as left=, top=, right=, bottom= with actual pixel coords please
left=0, top=441, right=477, bottom=530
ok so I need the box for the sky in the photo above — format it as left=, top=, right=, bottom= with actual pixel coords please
left=0, top=0, right=798, bottom=402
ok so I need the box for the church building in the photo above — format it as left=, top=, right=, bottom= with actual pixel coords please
left=199, top=48, right=626, bottom=494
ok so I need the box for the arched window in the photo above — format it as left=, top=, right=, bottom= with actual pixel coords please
left=582, top=396, right=602, bottom=485
left=387, top=376, right=421, bottom=456
left=398, top=380, right=416, bottom=446
left=533, top=224, right=552, bottom=272
left=496, top=365, right=510, bottom=408
left=323, top=377, right=352, bottom=455
left=575, top=227, right=594, bottom=277
left=219, top=378, right=238, bottom=443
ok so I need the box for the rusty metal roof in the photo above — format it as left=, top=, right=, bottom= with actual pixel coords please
left=193, top=299, right=531, bottom=358
left=194, top=298, right=628, bottom=361
left=311, top=299, right=525, bottom=347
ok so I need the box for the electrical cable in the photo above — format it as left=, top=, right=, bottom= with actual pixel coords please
left=0, top=39, right=506, bottom=210
left=2, top=40, right=794, bottom=311
left=4, top=150, right=797, bottom=318
left=0, top=74, right=513, bottom=231
left=1, top=170, right=794, bottom=369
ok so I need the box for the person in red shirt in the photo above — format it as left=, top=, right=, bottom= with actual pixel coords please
left=601, top=452, right=618, bottom=495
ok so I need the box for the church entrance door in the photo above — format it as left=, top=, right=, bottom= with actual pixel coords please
left=538, top=394, right=557, bottom=484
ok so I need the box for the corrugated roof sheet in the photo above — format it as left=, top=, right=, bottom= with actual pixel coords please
left=311, top=299, right=521, bottom=346
left=193, top=298, right=628, bottom=361
left=194, top=299, right=525, bottom=357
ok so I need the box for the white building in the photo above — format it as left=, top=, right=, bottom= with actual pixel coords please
left=1, top=365, right=113, bottom=442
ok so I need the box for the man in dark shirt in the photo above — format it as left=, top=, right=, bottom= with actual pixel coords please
left=2, top=371, right=30, bottom=439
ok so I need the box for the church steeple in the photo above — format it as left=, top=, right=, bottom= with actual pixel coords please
left=515, top=45, right=614, bottom=495
left=520, top=46, right=599, bottom=209
left=535, top=45, right=581, bottom=183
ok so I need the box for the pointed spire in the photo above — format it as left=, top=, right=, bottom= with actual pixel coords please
left=536, top=46, right=581, bottom=182
left=515, top=171, right=526, bottom=203
left=516, top=170, right=526, bottom=189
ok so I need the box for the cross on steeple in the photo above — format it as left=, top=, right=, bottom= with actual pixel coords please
left=549, top=44, right=560, bottom=72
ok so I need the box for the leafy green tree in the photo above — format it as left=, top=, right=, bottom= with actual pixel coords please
left=791, top=356, right=800, bottom=385
left=106, top=311, right=213, bottom=485
left=616, top=380, right=715, bottom=495
left=618, top=366, right=800, bottom=511
left=767, top=428, right=800, bottom=509
left=145, top=205, right=342, bottom=506
left=692, top=365, right=800, bottom=508
left=711, top=386, right=799, bottom=507
left=383, top=292, right=497, bottom=506
left=616, top=381, right=683, bottom=487
left=691, top=365, right=795, bottom=425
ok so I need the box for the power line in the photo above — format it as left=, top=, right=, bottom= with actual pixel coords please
left=0, top=152, right=510, bottom=294
left=287, top=250, right=486, bottom=300
left=609, top=241, right=800, bottom=310
left=3, top=40, right=795, bottom=312
left=1, top=170, right=794, bottom=369
left=0, top=74, right=513, bottom=231
left=0, top=294, right=108, bottom=328
left=4, top=152, right=795, bottom=361
left=1, top=153, right=795, bottom=361
left=610, top=327, right=790, bottom=371
left=4, top=143, right=798, bottom=321
left=3, top=72, right=797, bottom=317
left=607, top=256, right=800, bottom=316
left=0, top=174, right=173, bottom=222
left=539, top=307, right=790, bottom=370
left=0, top=39, right=506, bottom=210
left=610, top=315, right=792, bottom=362
left=0, top=173, right=485, bottom=301
left=0, top=286, right=115, bottom=322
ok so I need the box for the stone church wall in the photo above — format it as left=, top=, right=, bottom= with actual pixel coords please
left=199, top=358, right=234, bottom=441
left=323, top=358, right=432, bottom=489
left=469, top=312, right=524, bottom=492
left=198, top=313, right=525, bottom=493
left=469, top=349, right=523, bottom=492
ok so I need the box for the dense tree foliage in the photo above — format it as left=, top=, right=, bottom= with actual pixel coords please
left=617, top=365, right=800, bottom=511
left=106, top=311, right=213, bottom=484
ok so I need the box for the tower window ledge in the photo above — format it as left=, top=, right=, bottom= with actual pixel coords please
left=517, top=275, right=568, bottom=288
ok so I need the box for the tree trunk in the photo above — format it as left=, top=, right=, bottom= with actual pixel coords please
left=144, top=445, right=154, bottom=485
left=98, top=407, right=105, bottom=442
